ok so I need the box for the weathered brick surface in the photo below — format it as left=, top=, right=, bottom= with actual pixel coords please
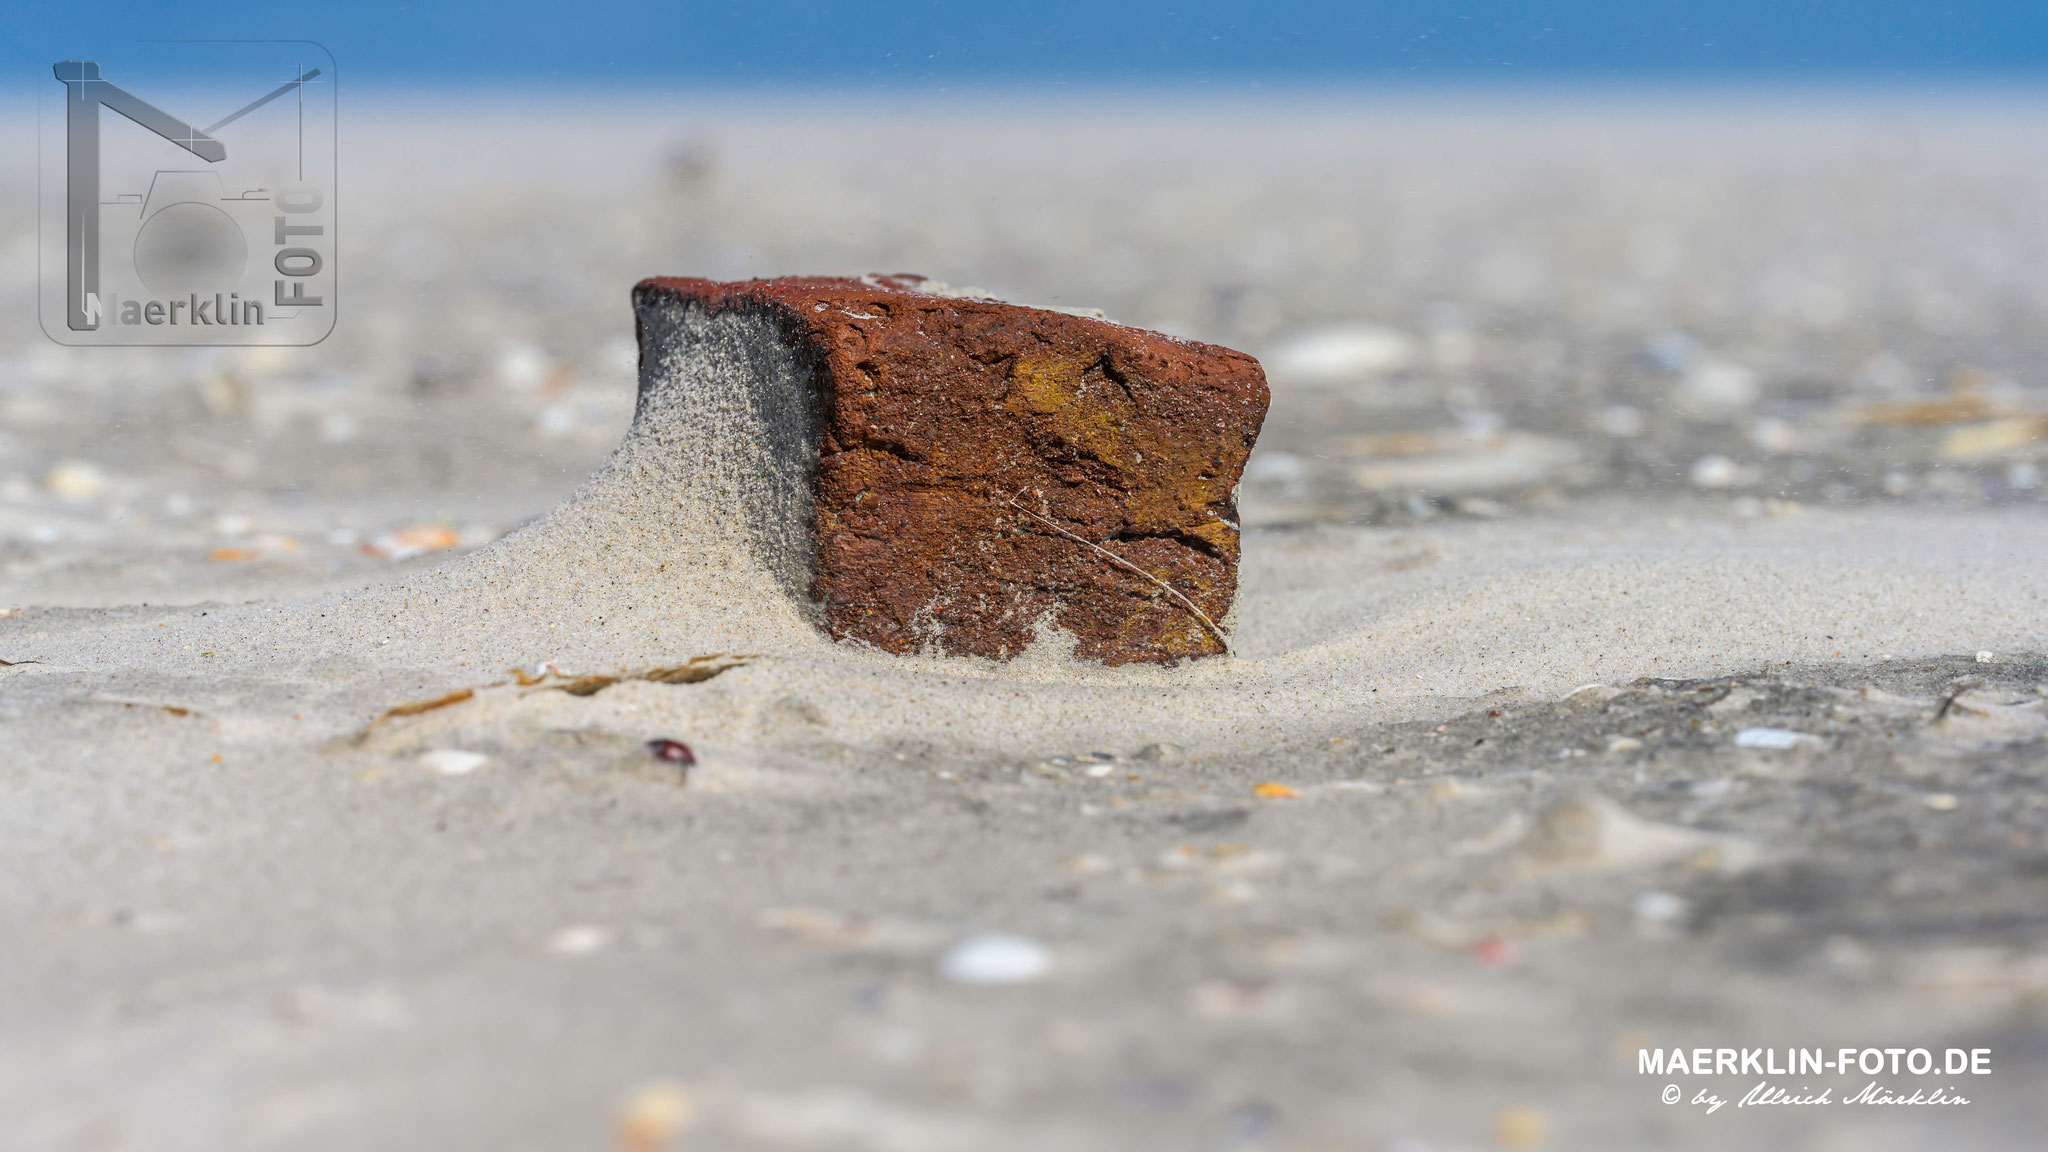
left=635, top=274, right=1269, bottom=664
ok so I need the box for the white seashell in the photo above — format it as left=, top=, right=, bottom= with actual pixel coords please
left=419, top=749, right=488, bottom=776
left=937, top=933, right=1051, bottom=985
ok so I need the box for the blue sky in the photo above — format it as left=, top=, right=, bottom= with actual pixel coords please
left=5, top=0, right=2046, bottom=88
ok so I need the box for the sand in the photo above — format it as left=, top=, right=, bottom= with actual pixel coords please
left=3, top=94, right=2047, bottom=1150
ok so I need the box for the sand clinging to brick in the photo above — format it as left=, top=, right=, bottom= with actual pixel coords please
left=392, top=298, right=833, bottom=656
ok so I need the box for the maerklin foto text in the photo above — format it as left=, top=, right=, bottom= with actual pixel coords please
left=87, top=292, right=268, bottom=327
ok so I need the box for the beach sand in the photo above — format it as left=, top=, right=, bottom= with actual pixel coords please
left=3, top=95, right=2047, bottom=1149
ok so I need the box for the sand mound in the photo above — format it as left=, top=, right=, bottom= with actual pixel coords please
left=19, top=300, right=2048, bottom=763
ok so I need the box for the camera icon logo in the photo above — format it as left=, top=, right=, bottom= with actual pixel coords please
left=39, top=43, right=335, bottom=346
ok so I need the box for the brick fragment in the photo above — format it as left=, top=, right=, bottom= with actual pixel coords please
left=633, top=274, right=1268, bottom=664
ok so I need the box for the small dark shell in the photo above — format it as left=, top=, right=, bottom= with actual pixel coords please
left=647, top=738, right=696, bottom=766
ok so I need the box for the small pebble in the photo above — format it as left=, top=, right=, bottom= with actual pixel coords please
left=1975, top=650, right=1994, bottom=663
left=1470, top=935, right=1518, bottom=967
left=546, top=924, right=612, bottom=955
left=615, top=1080, right=695, bottom=1152
left=1084, top=762, right=1116, bottom=778
left=1690, top=454, right=1742, bottom=489
left=937, top=932, right=1051, bottom=985
left=1633, top=890, right=1690, bottom=928
left=1516, top=795, right=1742, bottom=873
left=46, top=459, right=110, bottom=502
left=1733, top=727, right=1807, bottom=750
left=1266, top=324, right=1416, bottom=381
left=647, top=738, right=696, bottom=766
left=1678, top=359, right=1759, bottom=410
left=1209, top=879, right=1259, bottom=905
left=1923, top=793, right=1959, bottom=811
left=1427, top=777, right=1483, bottom=801
left=419, top=749, right=488, bottom=776
left=363, top=523, right=459, bottom=560
left=1492, top=1106, right=1547, bottom=1148
left=496, top=344, right=549, bottom=390
left=1252, top=782, right=1298, bottom=799
left=1062, top=851, right=1113, bottom=875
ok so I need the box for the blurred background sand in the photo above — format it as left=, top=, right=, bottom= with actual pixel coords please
left=4, top=95, right=2046, bottom=607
